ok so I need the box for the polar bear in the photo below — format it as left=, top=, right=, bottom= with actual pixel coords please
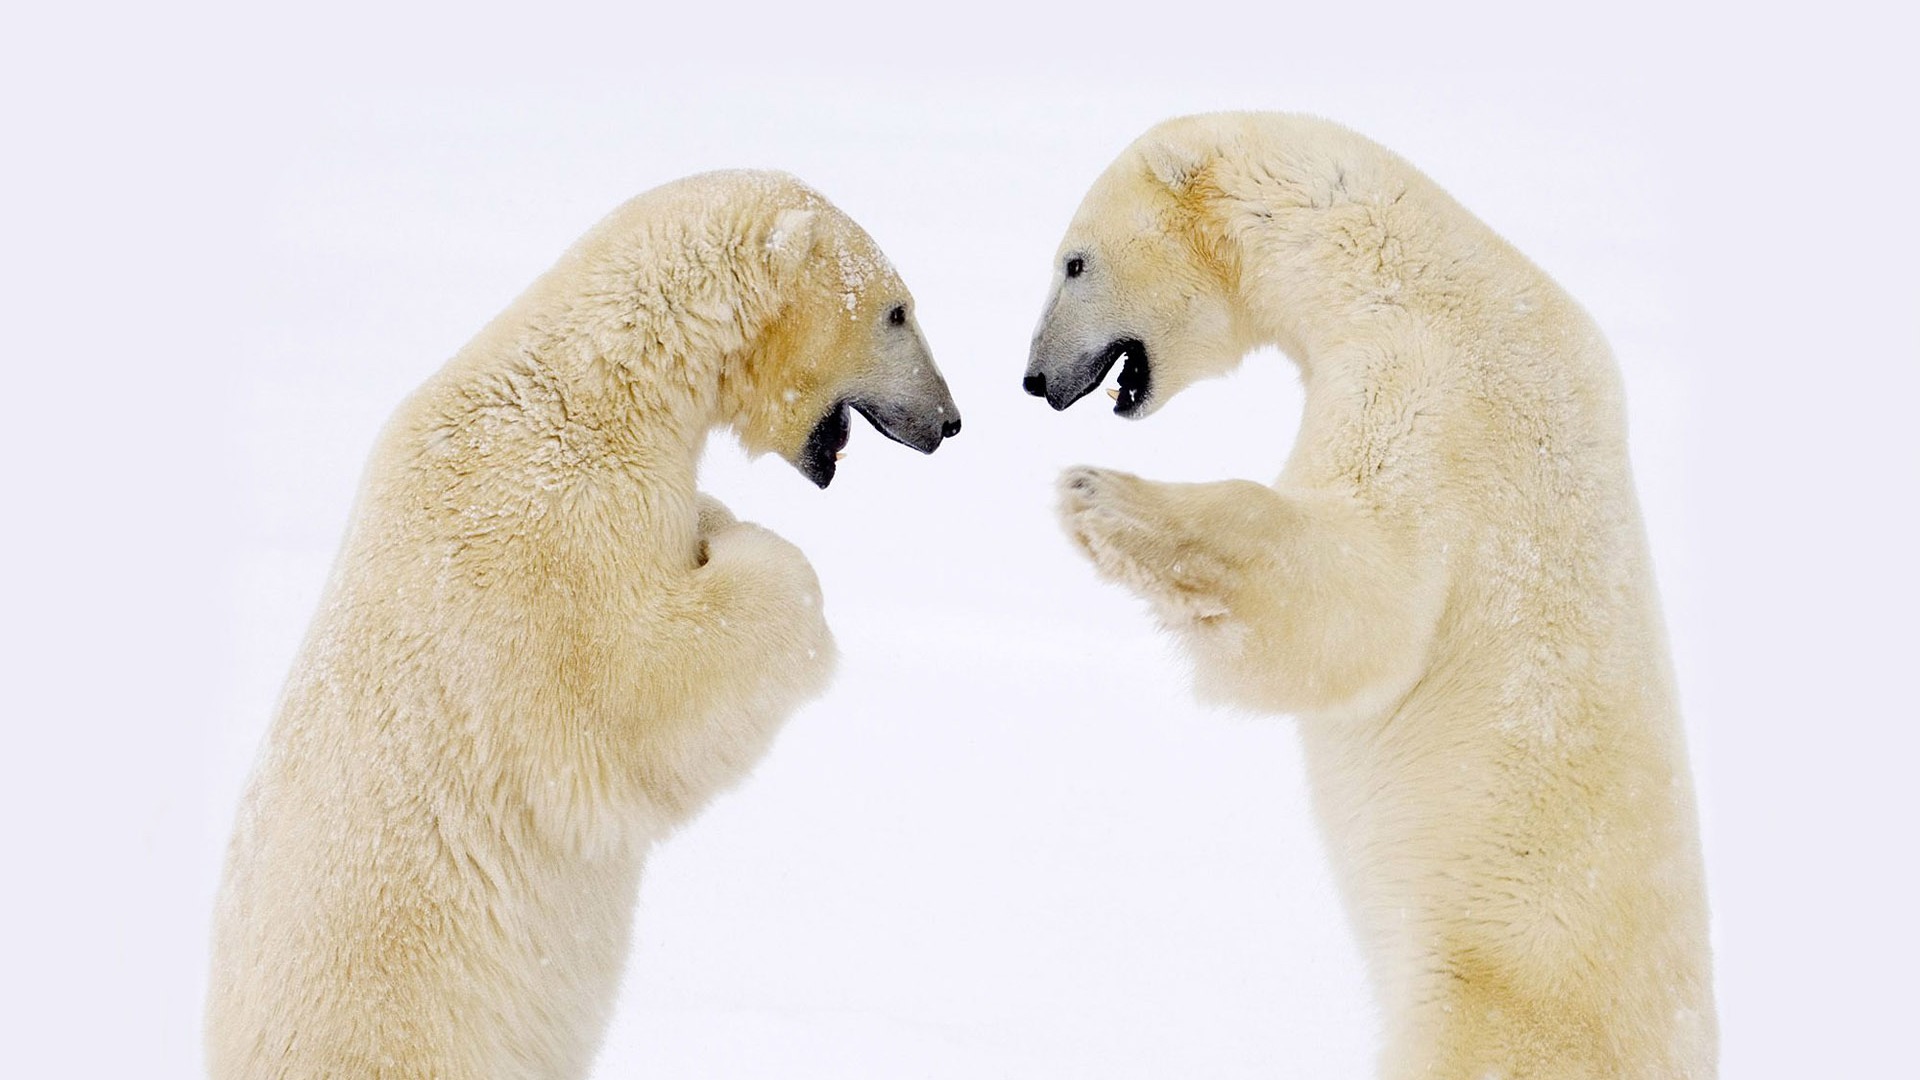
left=206, top=171, right=960, bottom=1080
left=1025, top=114, right=1715, bottom=1079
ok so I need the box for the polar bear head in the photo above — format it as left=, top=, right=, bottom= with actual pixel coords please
left=722, top=178, right=961, bottom=488
left=1023, top=115, right=1262, bottom=419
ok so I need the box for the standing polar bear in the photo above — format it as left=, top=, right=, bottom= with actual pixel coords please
left=1026, top=114, right=1715, bottom=1078
left=207, top=171, right=960, bottom=1079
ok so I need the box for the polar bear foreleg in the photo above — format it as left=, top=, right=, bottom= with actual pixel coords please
left=618, top=500, right=838, bottom=821
left=1055, top=466, right=1441, bottom=714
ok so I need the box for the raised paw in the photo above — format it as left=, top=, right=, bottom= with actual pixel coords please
left=701, top=522, right=822, bottom=602
left=692, top=494, right=739, bottom=565
left=1054, top=466, right=1235, bottom=622
left=1058, top=466, right=1145, bottom=558
left=695, top=492, right=738, bottom=534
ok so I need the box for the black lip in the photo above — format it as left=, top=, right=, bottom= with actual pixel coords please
left=851, top=399, right=947, bottom=455
left=798, top=401, right=851, bottom=488
left=797, top=396, right=956, bottom=488
left=1031, top=337, right=1150, bottom=416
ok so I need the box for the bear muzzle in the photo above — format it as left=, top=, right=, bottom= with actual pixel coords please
left=795, top=377, right=961, bottom=489
left=1024, top=334, right=1151, bottom=418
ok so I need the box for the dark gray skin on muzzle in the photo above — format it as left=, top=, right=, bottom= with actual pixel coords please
left=1023, top=256, right=1152, bottom=418
left=799, top=319, right=961, bottom=488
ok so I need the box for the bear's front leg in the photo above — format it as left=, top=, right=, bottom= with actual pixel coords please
left=1056, top=466, right=1271, bottom=622
left=628, top=503, right=837, bottom=823
left=1057, top=466, right=1444, bottom=715
left=680, top=505, right=837, bottom=698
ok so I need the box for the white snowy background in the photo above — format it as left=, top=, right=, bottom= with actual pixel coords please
left=5, top=3, right=1915, bottom=1076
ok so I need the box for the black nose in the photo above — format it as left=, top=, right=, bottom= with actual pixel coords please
left=1023, top=372, right=1047, bottom=397
left=941, top=417, right=962, bottom=439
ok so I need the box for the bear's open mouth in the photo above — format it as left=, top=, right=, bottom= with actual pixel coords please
left=796, top=395, right=956, bottom=488
left=798, top=401, right=852, bottom=488
left=1028, top=337, right=1150, bottom=417
left=1107, top=339, right=1151, bottom=417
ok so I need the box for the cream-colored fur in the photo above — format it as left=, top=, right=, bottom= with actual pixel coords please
left=207, top=171, right=956, bottom=1079
left=1028, top=114, right=1715, bottom=1078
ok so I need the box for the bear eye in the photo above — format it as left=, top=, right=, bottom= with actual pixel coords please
left=1065, top=256, right=1085, bottom=279
left=887, top=304, right=906, bottom=326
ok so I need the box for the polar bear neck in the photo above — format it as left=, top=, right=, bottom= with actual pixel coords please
left=1192, top=123, right=1627, bottom=518
left=386, top=217, right=795, bottom=582
left=388, top=335, right=709, bottom=584
left=1196, top=125, right=1566, bottom=384
left=496, top=191, right=807, bottom=442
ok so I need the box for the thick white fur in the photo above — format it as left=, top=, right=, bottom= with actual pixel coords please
left=1047, top=114, right=1716, bottom=1077
left=206, top=172, right=928, bottom=1078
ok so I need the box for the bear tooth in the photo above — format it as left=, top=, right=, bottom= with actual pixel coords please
left=1107, top=388, right=1120, bottom=400
left=835, top=451, right=847, bottom=461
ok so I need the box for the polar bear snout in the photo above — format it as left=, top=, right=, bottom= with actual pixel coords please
left=847, top=330, right=963, bottom=454
left=792, top=316, right=961, bottom=488
left=1024, top=333, right=1151, bottom=417
left=850, top=383, right=962, bottom=456
left=796, top=384, right=961, bottom=488
left=855, top=379, right=960, bottom=456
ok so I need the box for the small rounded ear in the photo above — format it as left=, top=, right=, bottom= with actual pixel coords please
left=1141, top=129, right=1217, bottom=192
left=765, top=208, right=819, bottom=279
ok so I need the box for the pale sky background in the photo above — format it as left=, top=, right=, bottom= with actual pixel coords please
left=3, top=3, right=1914, bottom=1076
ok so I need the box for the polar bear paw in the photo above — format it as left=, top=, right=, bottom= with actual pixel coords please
left=701, top=521, right=824, bottom=613
left=693, top=493, right=740, bottom=566
left=695, top=492, right=739, bottom=536
left=1055, top=466, right=1234, bottom=622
